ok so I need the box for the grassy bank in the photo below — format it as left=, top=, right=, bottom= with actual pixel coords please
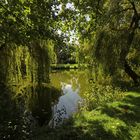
left=31, top=87, right=140, bottom=140
left=50, top=64, right=88, bottom=70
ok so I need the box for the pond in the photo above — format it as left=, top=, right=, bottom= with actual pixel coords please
left=49, top=69, right=90, bottom=127
left=50, top=69, right=90, bottom=96
left=28, top=69, right=91, bottom=127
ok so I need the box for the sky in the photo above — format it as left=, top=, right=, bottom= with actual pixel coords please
left=52, top=2, right=90, bottom=45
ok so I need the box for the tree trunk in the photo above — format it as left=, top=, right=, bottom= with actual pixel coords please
left=124, top=60, right=139, bottom=85
left=121, top=2, right=140, bottom=85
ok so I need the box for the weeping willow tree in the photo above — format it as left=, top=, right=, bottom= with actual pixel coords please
left=61, top=0, right=140, bottom=84
left=92, top=0, right=140, bottom=85
left=94, top=29, right=140, bottom=84
left=0, top=0, right=63, bottom=138
left=0, top=0, right=55, bottom=93
left=1, top=41, right=50, bottom=86
left=0, top=0, right=63, bottom=96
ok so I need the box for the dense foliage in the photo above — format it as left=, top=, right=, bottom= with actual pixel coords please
left=0, top=1, right=61, bottom=139
left=0, top=0, right=140, bottom=139
left=57, top=0, right=140, bottom=84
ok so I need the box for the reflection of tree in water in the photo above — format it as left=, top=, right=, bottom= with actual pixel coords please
left=49, top=83, right=82, bottom=128
left=70, top=77, right=80, bottom=90
left=27, top=85, right=60, bottom=126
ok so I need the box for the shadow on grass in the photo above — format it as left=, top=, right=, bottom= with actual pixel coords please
left=101, top=92, right=140, bottom=124
left=54, top=92, right=140, bottom=140
left=113, top=79, right=140, bottom=92
left=32, top=110, right=131, bottom=140
left=31, top=90, right=140, bottom=140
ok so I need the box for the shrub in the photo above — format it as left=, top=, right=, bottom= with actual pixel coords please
left=82, top=83, right=125, bottom=110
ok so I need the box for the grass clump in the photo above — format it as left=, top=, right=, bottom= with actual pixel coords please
left=73, top=110, right=129, bottom=140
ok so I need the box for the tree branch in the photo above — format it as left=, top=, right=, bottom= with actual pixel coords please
left=129, top=1, right=138, bottom=16
left=0, top=2, right=25, bottom=25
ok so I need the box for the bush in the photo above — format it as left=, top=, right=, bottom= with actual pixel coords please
left=82, top=83, right=125, bottom=110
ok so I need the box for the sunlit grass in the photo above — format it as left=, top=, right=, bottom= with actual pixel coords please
left=32, top=89, right=140, bottom=140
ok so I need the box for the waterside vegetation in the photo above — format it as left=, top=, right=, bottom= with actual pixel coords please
left=0, top=0, right=140, bottom=140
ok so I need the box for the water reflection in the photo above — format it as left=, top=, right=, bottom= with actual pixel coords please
left=49, top=82, right=82, bottom=128
left=28, top=70, right=89, bottom=126
left=27, top=85, right=60, bottom=126
left=50, top=70, right=90, bottom=95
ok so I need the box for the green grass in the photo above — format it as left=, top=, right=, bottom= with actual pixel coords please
left=31, top=90, right=140, bottom=140
left=50, top=64, right=78, bottom=70
left=50, top=64, right=88, bottom=70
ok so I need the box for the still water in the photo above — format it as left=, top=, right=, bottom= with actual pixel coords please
left=50, top=69, right=90, bottom=96
left=29, top=70, right=90, bottom=126
left=49, top=70, right=90, bottom=127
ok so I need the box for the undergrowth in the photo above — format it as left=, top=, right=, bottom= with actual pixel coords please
left=82, top=83, right=125, bottom=110
left=31, top=85, right=140, bottom=140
